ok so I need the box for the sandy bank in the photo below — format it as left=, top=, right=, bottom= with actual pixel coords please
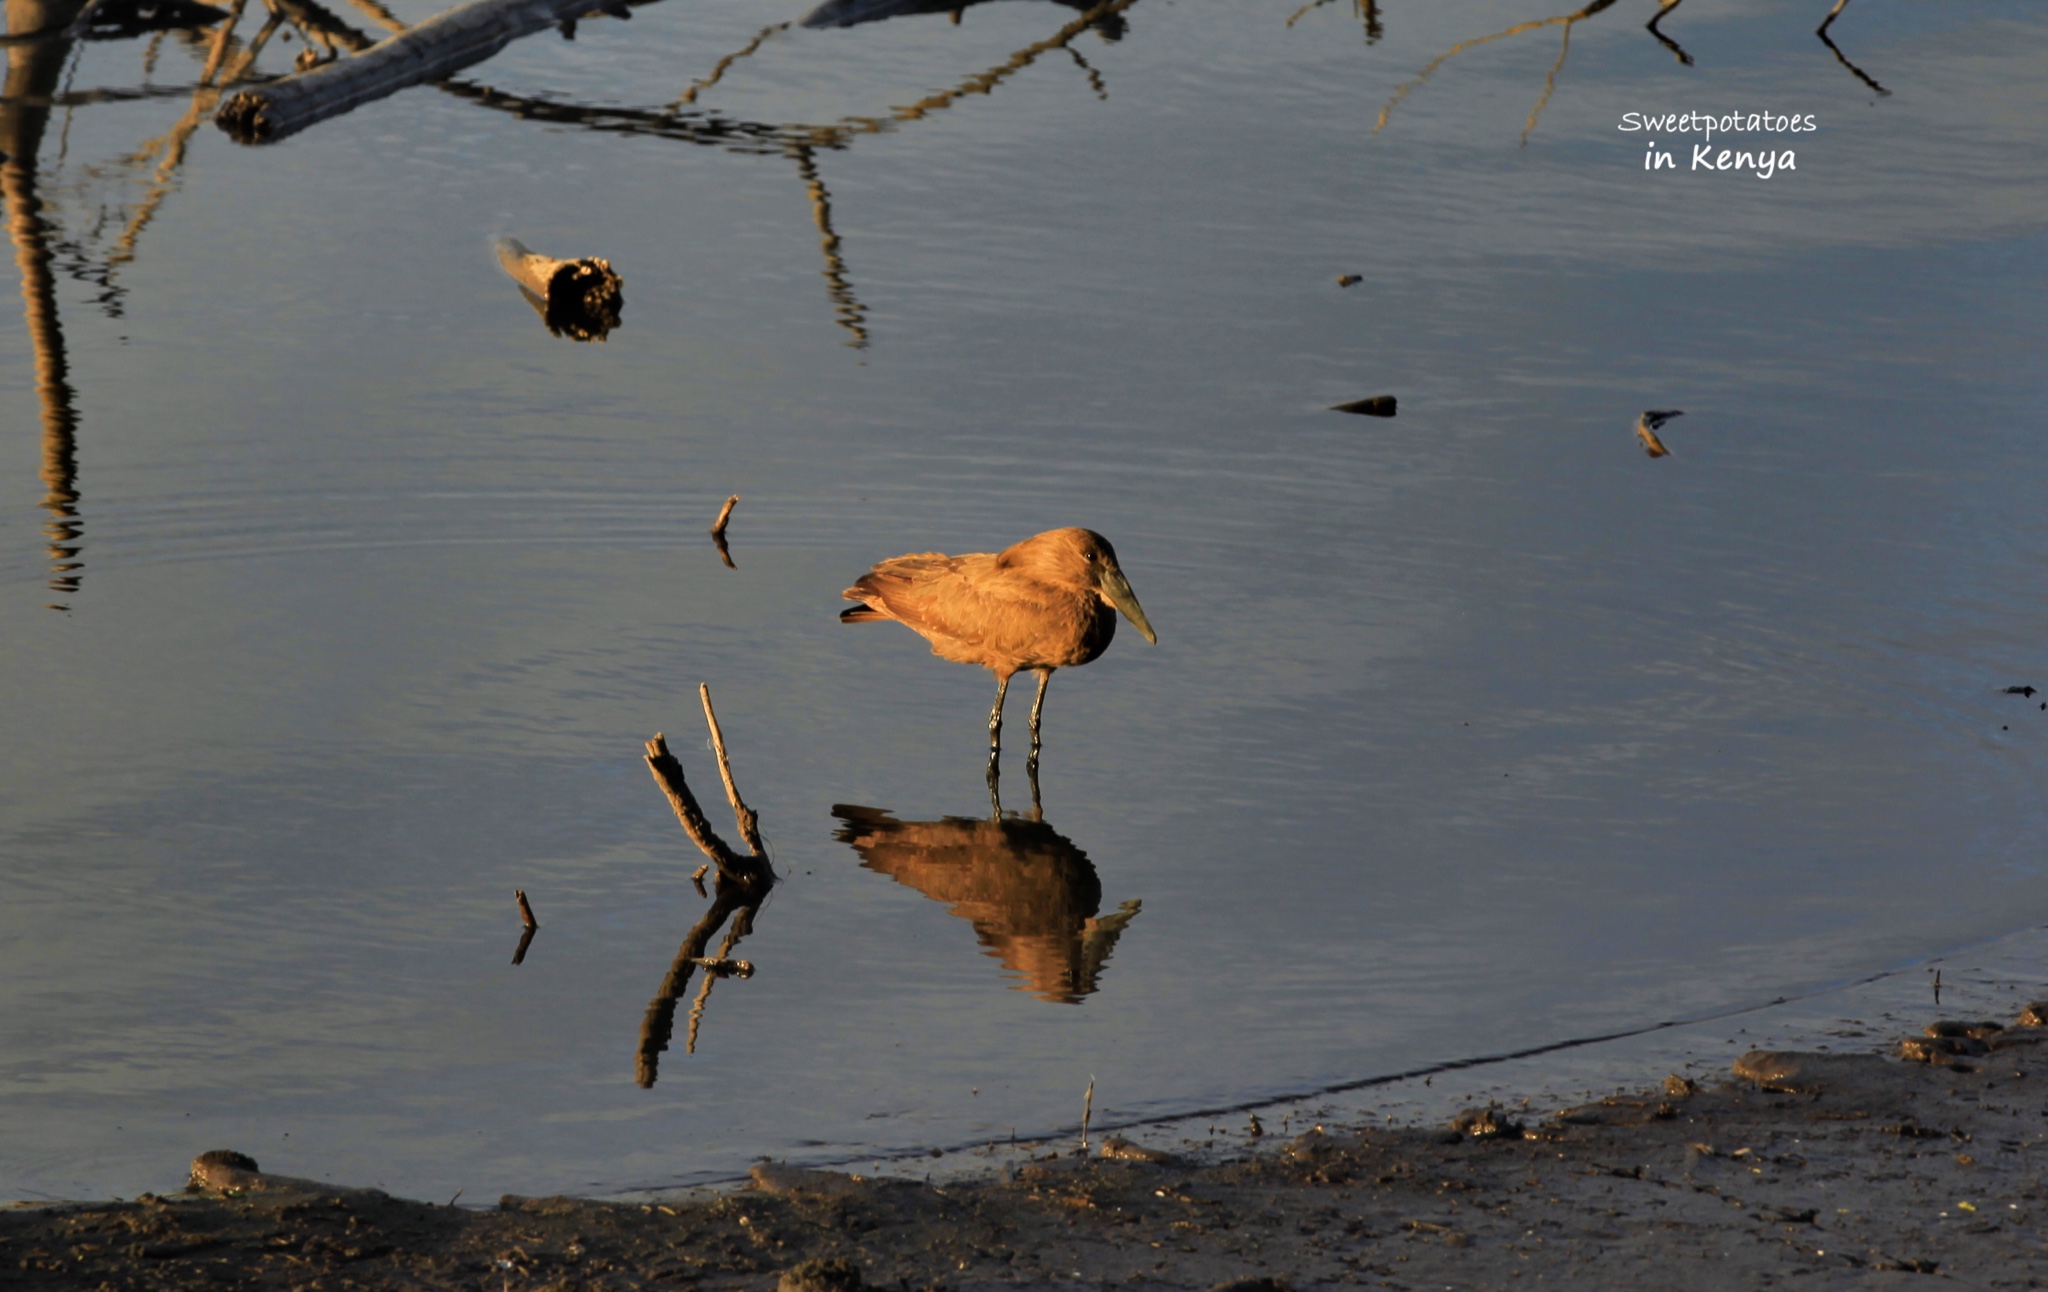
left=9, top=1004, right=2048, bottom=1291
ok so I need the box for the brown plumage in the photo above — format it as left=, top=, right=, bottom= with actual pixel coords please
left=840, top=527, right=1157, bottom=758
left=1636, top=408, right=1682, bottom=458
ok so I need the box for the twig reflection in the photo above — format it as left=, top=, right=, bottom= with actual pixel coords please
left=1284, top=0, right=1380, bottom=46
left=789, top=140, right=868, bottom=348
left=1816, top=0, right=1887, bottom=97
left=1375, top=0, right=1616, bottom=141
left=5, top=0, right=88, bottom=608
left=1645, top=0, right=1690, bottom=66
left=672, top=18, right=784, bottom=107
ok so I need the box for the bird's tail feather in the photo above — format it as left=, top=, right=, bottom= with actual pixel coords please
left=840, top=605, right=889, bottom=624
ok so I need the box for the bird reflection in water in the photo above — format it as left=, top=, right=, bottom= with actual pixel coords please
left=635, top=686, right=775, bottom=1088
left=833, top=763, right=1141, bottom=1005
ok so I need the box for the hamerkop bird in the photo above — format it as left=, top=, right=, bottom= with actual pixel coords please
left=840, top=527, right=1157, bottom=758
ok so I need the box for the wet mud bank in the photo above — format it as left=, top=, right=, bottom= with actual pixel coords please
left=12, top=1009, right=2048, bottom=1290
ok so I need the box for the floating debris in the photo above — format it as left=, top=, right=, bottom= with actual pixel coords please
left=494, top=237, right=624, bottom=342
left=2004, top=685, right=2037, bottom=698
left=1329, top=395, right=1396, bottom=417
left=1336, top=274, right=1362, bottom=287
left=687, top=957, right=754, bottom=977
left=1635, top=408, right=1682, bottom=457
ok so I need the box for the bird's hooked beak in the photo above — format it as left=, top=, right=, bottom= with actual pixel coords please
left=1099, top=566, right=1157, bottom=644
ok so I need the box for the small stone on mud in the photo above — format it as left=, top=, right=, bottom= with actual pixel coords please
left=1664, top=1074, right=1698, bottom=1097
left=749, top=1164, right=865, bottom=1197
left=1099, top=1136, right=1178, bottom=1164
left=194, top=1150, right=259, bottom=1173
left=1898, top=1035, right=1986, bottom=1063
left=1212, top=1279, right=1294, bottom=1292
left=1925, top=1020, right=2002, bottom=1039
left=1449, top=1106, right=1522, bottom=1139
left=780, top=1257, right=865, bottom=1292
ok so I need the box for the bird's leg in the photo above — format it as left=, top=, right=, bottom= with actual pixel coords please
left=988, top=674, right=1010, bottom=758
left=986, top=755, right=1003, bottom=821
left=1025, top=753, right=1042, bottom=823
left=1026, top=669, right=1052, bottom=776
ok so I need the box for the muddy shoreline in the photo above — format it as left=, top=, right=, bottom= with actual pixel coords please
left=11, top=1001, right=2048, bottom=1291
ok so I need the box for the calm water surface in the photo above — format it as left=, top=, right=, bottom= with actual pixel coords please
left=3, top=0, right=2047, bottom=1200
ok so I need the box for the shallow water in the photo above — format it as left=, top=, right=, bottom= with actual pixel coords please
left=3, top=0, right=2047, bottom=1201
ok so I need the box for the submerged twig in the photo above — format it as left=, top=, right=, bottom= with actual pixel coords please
left=510, top=889, right=539, bottom=962
left=710, top=495, right=739, bottom=569
left=643, top=688, right=771, bottom=884
left=637, top=691, right=773, bottom=1084
left=709, top=495, right=739, bottom=539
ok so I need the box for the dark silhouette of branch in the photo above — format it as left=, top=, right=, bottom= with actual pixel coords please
left=1817, top=0, right=1888, bottom=96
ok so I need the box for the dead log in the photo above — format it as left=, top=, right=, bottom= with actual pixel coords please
left=214, top=0, right=630, bottom=143
left=494, top=237, right=623, bottom=341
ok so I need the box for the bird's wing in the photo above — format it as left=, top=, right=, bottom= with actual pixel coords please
left=849, top=552, right=1055, bottom=656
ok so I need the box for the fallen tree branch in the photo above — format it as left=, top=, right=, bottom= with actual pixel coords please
left=214, top=0, right=628, bottom=142
left=494, top=236, right=623, bottom=341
